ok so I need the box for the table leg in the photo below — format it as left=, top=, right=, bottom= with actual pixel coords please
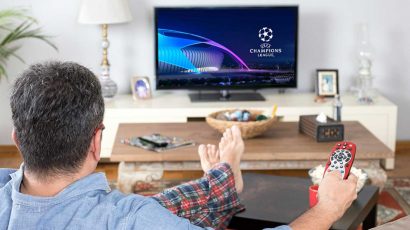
left=362, top=204, right=377, bottom=230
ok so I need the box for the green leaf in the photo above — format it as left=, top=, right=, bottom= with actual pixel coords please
left=0, top=9, right=57, bottom=79
left=0, top=64, right=7, bottom=80
left=0, top=8, right=35, bottom=27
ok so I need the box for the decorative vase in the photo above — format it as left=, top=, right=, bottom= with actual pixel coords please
left=356, top=24, right=375, bottom=104
left=99, top=66, right=118, bottom=99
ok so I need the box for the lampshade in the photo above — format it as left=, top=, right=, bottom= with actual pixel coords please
left=78, top=0, right=132, bottom=24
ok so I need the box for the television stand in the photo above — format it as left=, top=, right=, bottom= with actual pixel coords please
left=189, top=90, right=265, bottom=102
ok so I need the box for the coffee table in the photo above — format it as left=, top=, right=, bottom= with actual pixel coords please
left=110, top=121, right=393, bottom=170
left=228, top=173, right=379, bottom=230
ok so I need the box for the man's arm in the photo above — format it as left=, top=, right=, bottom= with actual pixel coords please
left=289, top=171, right=358, bottom=230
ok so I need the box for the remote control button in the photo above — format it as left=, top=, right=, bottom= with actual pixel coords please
left=348, top=153, right=352, bottom=157
left=338, top=143, right=341, bottom=146
left=341, top=170, right=344, bottom=173
left=343, top=146, right=346, bottom=149
left=343, top=142, right=347, bottom=146
left=345, top=163, right=349, bottom=167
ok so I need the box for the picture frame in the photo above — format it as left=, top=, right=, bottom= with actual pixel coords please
left=131, top=76, right=152, bottom=100
left=316, top=69, right=339, bottom=97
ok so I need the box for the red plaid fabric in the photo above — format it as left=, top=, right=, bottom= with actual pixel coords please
left=151, top=163, right=244, bottom=230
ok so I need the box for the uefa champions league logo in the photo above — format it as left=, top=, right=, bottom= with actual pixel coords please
left=258, top=27, right=273, bottom=42
left=250, top=26, right=281, bottom=57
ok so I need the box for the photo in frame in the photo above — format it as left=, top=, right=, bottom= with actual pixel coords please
left=316, top=69, right=339, bottom=97
left=131, top=76, right=152, bottom=100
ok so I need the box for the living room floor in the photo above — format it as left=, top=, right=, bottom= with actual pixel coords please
left=385, top=142, right=410, bottom=178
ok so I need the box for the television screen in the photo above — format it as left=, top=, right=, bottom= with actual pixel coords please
left=155, top=6, right=298, bottom=90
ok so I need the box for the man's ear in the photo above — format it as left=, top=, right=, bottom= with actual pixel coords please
left=11, top=128, right=19, bottom=146
left=11, top=128, right=22, bottom=154
left=91, top=129, right=102, bottom=162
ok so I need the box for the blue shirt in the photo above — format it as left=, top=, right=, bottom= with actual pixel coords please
left=0, top=167, right=291, bottom=230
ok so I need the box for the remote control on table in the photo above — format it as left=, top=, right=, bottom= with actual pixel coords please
left=323, top=141, right=356, bottom=180
left=139, top=134, right=169, bottom=147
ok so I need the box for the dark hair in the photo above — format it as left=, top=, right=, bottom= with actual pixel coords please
left=10, top=61, right=104, bottom=177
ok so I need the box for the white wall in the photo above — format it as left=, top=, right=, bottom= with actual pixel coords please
left=0, top=0, right=409, bottom=144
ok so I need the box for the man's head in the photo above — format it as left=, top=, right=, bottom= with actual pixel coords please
left=10, top=61, right=104, bottom=179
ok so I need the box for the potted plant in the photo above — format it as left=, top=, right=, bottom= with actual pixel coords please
left=0, top=7, right=57, bottom=79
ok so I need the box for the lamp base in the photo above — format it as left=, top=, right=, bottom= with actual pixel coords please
left=100, top=75, right=118, bottom=99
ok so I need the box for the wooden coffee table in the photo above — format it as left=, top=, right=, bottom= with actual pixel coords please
left=228, top=173, right=379, bottom=230
left=110, top=121, right=393, bottom=170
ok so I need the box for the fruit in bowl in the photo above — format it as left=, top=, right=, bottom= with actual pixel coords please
left=206, top=109, right=276, bottom=139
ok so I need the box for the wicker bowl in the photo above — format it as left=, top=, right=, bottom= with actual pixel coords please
left=206, top=109, right=276, bottom=139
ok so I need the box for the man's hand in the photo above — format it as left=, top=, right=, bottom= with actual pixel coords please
left=289, top=171, right=358, bottom=230
left=316, top=171, right=358, bottom=222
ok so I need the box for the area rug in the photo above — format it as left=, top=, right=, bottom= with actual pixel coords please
left=379, top=178, right=410, bottom=225
left=377, top=189, right=408, bottom=225
left=386, top=178, right=410, bottom=208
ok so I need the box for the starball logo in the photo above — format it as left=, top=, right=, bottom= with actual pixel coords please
left=249, top=27, right=282, bottom=58
left=258, top=27, right=273, bottom=42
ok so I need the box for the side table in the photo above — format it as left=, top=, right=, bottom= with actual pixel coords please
left=229, top=173, right=379, bottom=230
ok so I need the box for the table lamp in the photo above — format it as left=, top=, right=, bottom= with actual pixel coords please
left=78, top=0, right=132, bottom=99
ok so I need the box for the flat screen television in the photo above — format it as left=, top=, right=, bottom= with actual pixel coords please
left=155, top=6, right=298, bottom=101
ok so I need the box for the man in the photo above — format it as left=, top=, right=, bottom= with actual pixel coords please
left=0, top=61, right=357, bottom=230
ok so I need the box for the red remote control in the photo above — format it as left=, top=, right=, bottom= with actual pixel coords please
left=323, top=141, right=356, bottom=180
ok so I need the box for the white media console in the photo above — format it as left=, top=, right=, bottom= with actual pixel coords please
left=102, top=91, right=397, bottom=169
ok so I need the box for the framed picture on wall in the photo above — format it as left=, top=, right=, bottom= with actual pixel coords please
left=131, top=76, right=152, bottom=100
left=316, top=69, right=339, bottom=97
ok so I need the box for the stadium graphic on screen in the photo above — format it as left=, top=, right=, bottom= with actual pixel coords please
left=158, top=29, right=250, bottom=74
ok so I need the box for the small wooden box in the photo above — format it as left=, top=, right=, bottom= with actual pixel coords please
left=299, top=115, right=344, bottom=142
